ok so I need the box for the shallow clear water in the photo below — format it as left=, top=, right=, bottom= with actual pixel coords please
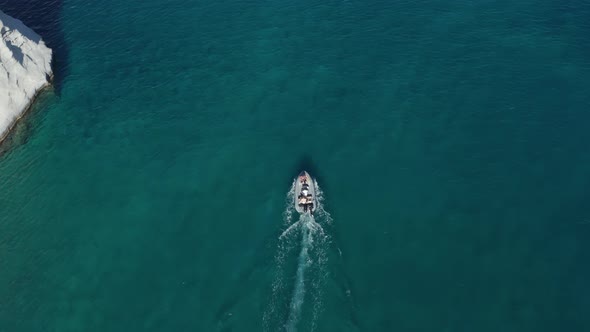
left=1, top=0, right=590, bottom=331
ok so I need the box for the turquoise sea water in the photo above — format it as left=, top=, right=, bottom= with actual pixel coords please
left=1, top=0, right=590, bottom=331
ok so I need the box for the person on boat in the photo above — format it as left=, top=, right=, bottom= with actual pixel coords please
left=298, top=196, right=307, bottom=206
left=301, top=194, right=312, bottom=213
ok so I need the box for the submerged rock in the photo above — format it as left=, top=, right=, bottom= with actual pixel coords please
left=0, top=9, right=52, bottom=142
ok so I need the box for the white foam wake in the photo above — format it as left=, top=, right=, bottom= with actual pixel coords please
left=264, top=179, right=332, bottom=332
left=263, top=181, right=299, bottom=331
left=286, top=213, right=314, bottom=331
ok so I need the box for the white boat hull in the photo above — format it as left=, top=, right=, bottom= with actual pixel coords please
left=294, top=171, right=317, bottom=214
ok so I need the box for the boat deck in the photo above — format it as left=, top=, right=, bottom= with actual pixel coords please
left=294, top=171, right=316, bottom=214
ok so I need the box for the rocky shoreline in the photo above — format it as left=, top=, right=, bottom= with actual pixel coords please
left=0, top=9, right=53, bottom=145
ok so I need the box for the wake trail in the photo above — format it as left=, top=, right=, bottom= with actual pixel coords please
left=286, top=214, right=313, bottom=332
left=263, top=181, right=299, bottom=331
left=264, top=180, right=332, bottom=332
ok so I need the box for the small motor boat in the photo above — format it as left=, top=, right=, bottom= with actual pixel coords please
left=294, top=171, right=316, bottom=214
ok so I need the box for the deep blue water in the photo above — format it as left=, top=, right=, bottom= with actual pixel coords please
left=1, top=0, right=590, bottom=331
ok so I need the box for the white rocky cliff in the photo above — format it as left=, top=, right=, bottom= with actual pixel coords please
left=0, top=9, right=52, bottom=141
